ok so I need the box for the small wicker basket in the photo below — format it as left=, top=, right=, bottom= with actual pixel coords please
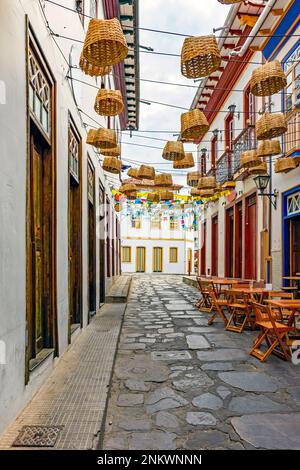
left=181, top=109, right=209, bottom=141
left=217, top=0, right=242, bottom=3
left=87, top=129, right=96, bottom=145
left=102, top=157, right=121, bottom=174
left=274, top=157, right=297, bottom=173
left=257, top=140, right=281, bottom=158
left=127, top=191, right=137, bottom=200
left=191, top=188, right=201, bottom=197
left=137, top=165, right=155, bottom=180
left=173, top=152, right=194, bottom=169
left=222, top=181, right=236, bottom=190
left=82, top=18, right=128, bottom=67
left=147, top=192, right=159, bottom=203
left=159, top=190, right=174, bottom=201
left=248, top=162, right=268, bottom=175
left=89, top=128, right=117, bottom=149
left=162, top=141, right=185, bottom=161
left=94, top=89, right=124, bottom=116
left=181, top=35, right=221, bottom=79
left=100, top=144, right=121, bottom=157
left=198, top=176, right=216, bottom=190
left=199, top=189, right=214, bottom=198
left=127, top=168, right=141, bottom=179
left=250, top=60, right=286, bottom=97
left=119, top=183, right=136, bottom=194
left=240, top=150, right=262, bottom=168
left=256, top=113, right=287, bottom=140
left=187, top=171, right=201, bottom=187
left=79, top=52, right=112, bottom=77
left=114, top=203, right=121, bottom=213
left=154, top=173, right=173, bottom=187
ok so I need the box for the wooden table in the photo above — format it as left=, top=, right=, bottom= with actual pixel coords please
left=231, top=287, right=268, bottom=303
left=212, top=279, right=239, bottom=295
left=282, top=276, right=300, bottom=296
left=267, top=300, right=300, bottom=327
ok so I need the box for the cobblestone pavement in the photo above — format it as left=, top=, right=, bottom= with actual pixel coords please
left=103, top=275, right=300, bottom=450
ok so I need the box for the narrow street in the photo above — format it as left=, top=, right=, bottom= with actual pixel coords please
left=103, top=275, right=300, bottom=450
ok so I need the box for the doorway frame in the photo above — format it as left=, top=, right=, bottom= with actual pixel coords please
left=282, top=185, right=300, bottom=283
left=152, top=246, right=163, bottom=273
left=136, top=246, right=146, bottom=273
left=87, top=156, right=97, bottom=319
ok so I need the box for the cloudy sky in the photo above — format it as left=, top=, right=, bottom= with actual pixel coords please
left=121, top=0, right=230, bottom=189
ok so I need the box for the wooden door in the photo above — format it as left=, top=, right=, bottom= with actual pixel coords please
left=226, top=208, right=234, bottom=277
left=99, top=183, right=105, bottom=304
left=245, top=195, right=257, bottom=279
left=200, top=222, right=206, bottom=275
left=136, top=247, right=146, bottom=272
left=69, top=177, right=82, bottom=328
left=234, top=202, right=243, bottom=278
left=291, top=217, right=300, bottom=274
left=153, top=247, right=162, bottom=272
left=88, top=161, right=96, bottom=315
left=211, top=216, right=218, bottom=276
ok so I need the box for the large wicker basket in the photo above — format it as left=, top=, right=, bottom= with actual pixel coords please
left=240, top=150, right=262, bottom=168
left=274, top=157, right=297, bottom=173
left=147, top=192, right=159, bottom=203
left=102, top=157, right=121, bottom=174
left=100, top=144, right=121, bottom=157
left=257, top=140, right=281, bottom=158
left=250, top=60, right=286, bottom=97
left=256, top=113, right=287, bottom=140
left=119, top=183, right=136, bottom=194
left=187, top=171, right=201, bottom=187
left=159, top=190, right=174, bottom=201
left=181, top=35, right=221, bottom=79
left=127, top=168, right=141, bottom=179
left=173, top=152, right=194, bottom=169
left=82, top=18, right=128, bottom=67
left=198, top=176, right=216, bottom=190
left=90, top=128, right=117, bottom=149
left=94, top=89, right=124, bottom=116
left=79, top=52, right=112, bottom=77
left=138, top=165, right=155, bottom=180
left=248, top=161, right=268, bottom=175
left=199, top=189, right=214, bottom=198
left=181, top=109, right=209, bottom=141
left=222, top=181, right=236, bottom=190
left=162, top=141, right=185, bottom=161
left=191, top=188, right=201, bottom=197
left=86, top=129, right=96, bottom=145
left=154, top=173, right=173, bottom=187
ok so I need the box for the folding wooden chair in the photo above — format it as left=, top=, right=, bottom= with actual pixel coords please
left=226, top=290, right=254, bottom=333
left=268, top=291, right=295, bottom=326
left=207, top=285, right=228, bottom=326
left=196, top=277, right=212, bottom=313
left=250, top=302, right=293, bottom=362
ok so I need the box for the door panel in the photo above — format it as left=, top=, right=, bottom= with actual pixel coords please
left=200, top=222, right=206, bottom=275
left=292, top=218, right=300, bottom=274
left=245, top=195, right=257, bottom=279
left=136, top=247, right=146, bottom=272
left=226, top=208, right=234, bottom=277
left=153, top=247, right=162, bottom=273
left=211, top=217, right=218, bottom=276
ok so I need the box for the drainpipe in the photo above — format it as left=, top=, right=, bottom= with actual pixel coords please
left=231, top=0, right=277, bottom=57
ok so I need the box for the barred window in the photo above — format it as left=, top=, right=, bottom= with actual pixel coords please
left=169, top=247, right=178, bottom=263
left=69, top=127, right=80, bottom=181
left=122, top=246, right=131, bottom=263
left=131, top=217, right=141, bottom=229
left=169, top=216, right=178, bottom=230
left=88, top=161, right=94, bottom=203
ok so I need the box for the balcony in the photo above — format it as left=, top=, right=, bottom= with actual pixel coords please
left=285, top=110, right=300, bottom=158
left=232, top=125, right=256, bottom=178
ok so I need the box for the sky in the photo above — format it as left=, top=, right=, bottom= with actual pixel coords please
left=121, top=0, right=230, bottom=189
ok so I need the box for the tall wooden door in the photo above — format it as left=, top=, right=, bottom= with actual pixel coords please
left=99, top=182, right=105, bottom=305
left=200, top=222, right=206, bottom=275
left=235, top=202, right=243, bottom=278
left=153, top=247, right=163, bottom=272
left=291, top=217, right=300, bottom=274
left=226, top=208, right=234, bottom=277
left=88, top=161, right=96, bottom=316
left=136, top=247, right=146, bottom=272
left=245, top=194, right=257, bottom=279
left=211, top=216, right=218, bottom=276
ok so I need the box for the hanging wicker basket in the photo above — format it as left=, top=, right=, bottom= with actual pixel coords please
left=94, top=89, right=124, bottom=116
left=119, top=183, right=136, bottom=194
left=127, top=191, right=137, bottom=200
left=181, top=35, right=221, bottom=79
left=102, top=157, right=121, bottom=174
left=248, top=161, right=268, bottom=175
left=154, top=173, right=173, bottom=187
left=250, top=60, right=286, bottom=97
left=159, top=190, right=174, bottom=201
left=256, top=113, right=287, bottom=140
left=162, top=141, right=185, bottom=161
left=127, top=168, right=141, bottom=179
left=82, top=18, right=128, bottom=67
left=90, top=128, right=117, bottom=149
left=191, top=188, right=201, bottom=197
left=137, top=165, right=155, bottom=180
left=115, top=203, right=121, bottom=213
left=87, top=129, right=96, bottom=145
left=240, top=150, right=262, bottom=169
left=187, top=171, right=201, bottom=187
left=199, top=189, right=214, bottom=198
left=257, top=140, right=281, bottom=158
left=79, top=52, right=112, bottom=77
left=217, top=1, right=242, bottom=4
left=274, top=157, right=297, bottom=173
left=147, top=192, right=159, bottom=203
left=181, top=109, right=209, bottom=141
left=100, top=144, right=121, bottom=157
left=222, top=181, right=236, bottom=190
left=173, top=152, right=194, bottom=169
left=198, top=176, right=216, bottom=190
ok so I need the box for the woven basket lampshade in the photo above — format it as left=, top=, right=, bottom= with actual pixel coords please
left=154, top=173, right=173, bottom=187
left=274, top=157, right=297, bottom=173
left=181, top=35, right=221, bottom=79
left=100, top=144, right=121, bottom=157
left=222, top=181, right=236, bottom=190
left=79, top=52, right=112, bottom=77
left=159, top=190, right=174, bottom=201
left=82, top=18, right=128, bottom=67
left=87, top=129, right=96, bottom=145
left=191, top=188, right=201, bottom=197
left=127, top=168, right=141, bottom=179
left=198, top=176, right=216, bottom=190
left=256, top=113, right=287, bottom=140
left=250, top=60, right=286, bottom=97
left=257, top=140, right=281, bottom=158
left=162, top=141, right=185, bottom=161
left=240, top=150, right=262, bottom=169
left=187, top=171, right=201, bottom=187
left=119, top=183, right=136, bottom=194
left=127, top=191, right=137, bottom=200
left=137, top=165, right=155, bottom=180
left=173, top=152, right=195, bottom=169
left=199, top=189, right=214, bottom=198
left=90, top=128, right=117, bottom=149
left=181, top=109, right=209, bottom=141
left=94, top=89, right=124, bottom=116
left=147, top=192, right=159, bottom=203
left=102, top=157, right=121, bottom=174
left=248, top=161, right=268, bottom=176
left=217, top=0, right=243, bottom=4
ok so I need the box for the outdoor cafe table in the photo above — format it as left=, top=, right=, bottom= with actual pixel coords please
left=211, top=278, right=239, bottom=295
left=231, top=287, right=268, bottom=303
left=266, top=300, right=300, bottom=327
left=283, top=276, right=300, bottom=296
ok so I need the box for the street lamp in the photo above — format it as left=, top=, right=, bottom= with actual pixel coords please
left=253, top=174, right=278, bottom=209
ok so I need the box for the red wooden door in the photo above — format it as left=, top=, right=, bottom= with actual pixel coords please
left=245, top=195, right=257, bottom=279
left=234, top=202, right=243, bottom=278
left=200, top=222, right=206, bottom=275
left=211, top=216, right=218, bottom=276
left=225, top=208, right=234, bottom=277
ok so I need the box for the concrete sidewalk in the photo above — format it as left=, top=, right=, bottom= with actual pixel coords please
left=0, top=303, right=126, bottom=450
